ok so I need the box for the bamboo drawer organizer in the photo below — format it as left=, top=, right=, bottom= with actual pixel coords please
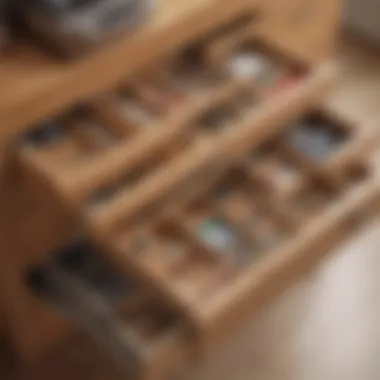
left=1, top=0, right=377, bottom=378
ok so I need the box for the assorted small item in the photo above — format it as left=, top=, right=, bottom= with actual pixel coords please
left=199, top=104, right=238, bottom=133
left=18, top=110, right=123, bottom=165
left=226, top=48, right=303, bottom=98
left=20, top=121, right=67, bottom=148
left=11, top=35, right=258, bottom=222
left=168, top=45, right=228, bottom=93
left=197, top=22, right=302, bottom=98
left=213, top=177, right=290, bottom=251
left=17, top=94, right=192, bottom=211
left=174, top=25, right=305, bottom=98
left=161, top=19, right=305, bottom=108
left=209, top=183, right=262, bottom=260
left=244, top=110, right=373, bottom=228
left=252, top=149, right=304, bottom=200
left=193, top=214, right=246, bottom=259
left=115, top=223, right=237, bottom=305
left=264, top=159, right=302, bottom=194
left=215, top=185, right=252, bottom=224
left=226, top=50, right=281, bottom=91
left=117, top=77, right=186, bottom=123
left=13, top=0, right=155, bottom=57
left=103, top=65, right=252, bottom=139
left=110, top=92, right=154, bottom=128
left=74, top=164, right=292, bottom=351
left=198, top=21, right=305, bottom=100
left=288, top=114, right=349, bottom=163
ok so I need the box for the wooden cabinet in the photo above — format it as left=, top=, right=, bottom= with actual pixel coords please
left=0, top=0, right=354, bottom=377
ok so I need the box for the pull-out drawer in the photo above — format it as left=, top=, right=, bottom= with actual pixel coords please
left=26, top=242, right=189, bottom=380
left=15, top=14, right=335, bottom=232
left=89, top=108, right=380, bottom=353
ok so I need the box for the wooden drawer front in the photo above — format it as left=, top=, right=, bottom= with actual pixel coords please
left=258, top=0, right=341, bottom=63
left=16, top=15, right=335, bottom=233
left=92, top=108, right=380, bottom=353
left=25, top=242, right=189, bottom=380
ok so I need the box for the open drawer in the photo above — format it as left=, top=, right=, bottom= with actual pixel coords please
left=26, top=241, right=189, bottom=380
left=15, top=14, right=336, bottom=233
left=85, top=107, right=380, bottom=353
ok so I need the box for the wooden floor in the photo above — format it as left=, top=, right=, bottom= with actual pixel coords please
left=2, top=36, right=380, bottom=380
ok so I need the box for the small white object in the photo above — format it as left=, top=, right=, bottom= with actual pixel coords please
left=227, top=52, right=268, bottom=79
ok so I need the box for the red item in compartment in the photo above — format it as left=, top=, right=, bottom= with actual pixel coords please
left=266, top=72, right=303, bottom=98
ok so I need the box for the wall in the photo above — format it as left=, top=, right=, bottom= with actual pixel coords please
left=345, top=0, right=380, bottom=41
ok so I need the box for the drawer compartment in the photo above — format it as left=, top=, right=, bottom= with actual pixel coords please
left=90, top=108, right=380, bottom=352
left=26, top=241, right=189, bottom=380
left=16, top=15, right=335, bottom=232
